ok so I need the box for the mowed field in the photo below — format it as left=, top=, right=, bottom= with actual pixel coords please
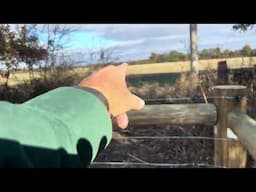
left=2, top=57, right=256, bottom=86
left=127, top=57, right=256, bottom=74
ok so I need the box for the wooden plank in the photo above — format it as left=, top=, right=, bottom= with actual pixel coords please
left=127, top=104, right=217, bottom=126
left=228, top=111, right=256, bottom=161
left=226, top=128, right=247, bottom=168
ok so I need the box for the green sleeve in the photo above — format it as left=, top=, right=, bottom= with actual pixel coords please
left=0, top=87, right=112, bottom=168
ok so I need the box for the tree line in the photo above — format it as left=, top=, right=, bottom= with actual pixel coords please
left=0, top=24, right=77, bottom=86
left=128, top=44, right=256, bottom=65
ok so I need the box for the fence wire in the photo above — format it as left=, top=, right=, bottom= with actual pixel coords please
left=113, top=136, right=236, bottom=142
left=91, top=162, right=225, bottom=168
left=143, top=96, right=242, bottom=103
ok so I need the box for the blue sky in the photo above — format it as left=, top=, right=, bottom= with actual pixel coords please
left=68, top=31, right=118, bottom=48
left=38, top=24, right=256, bottom=63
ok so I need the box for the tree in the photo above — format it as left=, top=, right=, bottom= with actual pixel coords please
left=149, top=52, right=158, bottom=62
left=233, top=24, right=255, bottom=32
left=0, top=25, right=20, bottom=86
left=199, top=48, right=222, bottom=59
left=96, top=47, right=119, bottom=66
left=200, top=49, right=211, bottom=59
left=233, top=25, right=255, bottom=56
left=0, top=24, right=48, bottom=86
left=14, top=25, right=48, bottom=79
left=222, top=49, right=231, bottom=58
left=214, top=47, right=221, bottom=58
left=156, top=53, right=168, bottom=62
left=168, top=51, right=185, bottom=62
left=241, top=44, right=253, bottom=56
left=41, top=24, right=77, bottom=76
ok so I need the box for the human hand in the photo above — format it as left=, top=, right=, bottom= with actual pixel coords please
left=78, top=63, right=145, bottom=129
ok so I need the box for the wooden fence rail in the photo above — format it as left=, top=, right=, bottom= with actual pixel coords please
left=229, top=110, right=256, bottom=161
left=128, top=104, right=217, bottom=126
left=127, top=84, right=256, bottom=168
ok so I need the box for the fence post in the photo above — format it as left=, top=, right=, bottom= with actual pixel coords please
left=217, top=61, right=228, bottom=85
left=213, top=85, right=247, bottom=168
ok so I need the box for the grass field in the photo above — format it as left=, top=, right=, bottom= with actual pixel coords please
left=127, top=57, right=256, bottom=74
left=2, top=56, right=256, bottom=87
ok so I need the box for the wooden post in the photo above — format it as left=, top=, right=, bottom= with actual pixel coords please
left=213, top=85, right=247, bottom=168
left=217, top=61, right=228, bottom=85
left=190, top=24, right=199, bottom=74
left=189, top=24, right=199, bottom=90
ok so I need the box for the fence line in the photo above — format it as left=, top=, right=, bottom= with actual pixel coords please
left=91, top=161, right=225, bottom=168
left=91, top=136, right=234, bottom=168
left=113, top=136, right=236, bottom=142
left=143, top=96, right=240, bottom=103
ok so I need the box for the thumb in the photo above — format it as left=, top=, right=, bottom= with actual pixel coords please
left=115, top=113, right=129, bottom=129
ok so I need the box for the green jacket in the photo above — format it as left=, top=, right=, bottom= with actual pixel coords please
left=0, top=87, right=112, bottom=168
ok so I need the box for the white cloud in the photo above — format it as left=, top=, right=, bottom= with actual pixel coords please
left=71, top=24, right=189, bottom=41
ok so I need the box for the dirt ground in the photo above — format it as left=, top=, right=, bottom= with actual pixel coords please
left=90, top=124, right=215, bottom=168
left=91, top=117, right=255, bottom=168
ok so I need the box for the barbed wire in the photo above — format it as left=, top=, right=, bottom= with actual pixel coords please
left=143, top=95, right=242, bottom=103
left=91, top=161, right=225, bottom=168
left=126, top=153, right=224, bottom=168
left=113, top=136, right=237, bottom=141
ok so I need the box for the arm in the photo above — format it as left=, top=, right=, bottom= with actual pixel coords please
left=0, top=63, right=145, bottom=168
left=0, top=86, right=112, bottom=168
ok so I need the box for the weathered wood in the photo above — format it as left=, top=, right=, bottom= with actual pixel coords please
left=190, top=24, right=199, bottom=74
left=217, top=61, right=228, bottom=85
left=214, top=86, right=229, bottom=167
left=228, top=111, right=256, bottom=161
left=213, top=85, right=247, bottom=168
left=127, top=104, right=217, bottom=126
left=226, top=127, right=247, bottom=168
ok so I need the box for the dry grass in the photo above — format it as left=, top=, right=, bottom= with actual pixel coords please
left=128, top=57, right=256, bottom=74
left=1, top=57, right=256, bottom=87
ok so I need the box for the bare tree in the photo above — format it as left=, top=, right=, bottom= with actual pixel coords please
left=83, top=46, right=120, bottom=76
left=97, top=47, right=120, bottom=66
left=41, top=24, right=77, bottom=78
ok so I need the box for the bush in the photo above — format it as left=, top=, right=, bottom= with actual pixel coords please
left=0, top=65, right=81, bottom=103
